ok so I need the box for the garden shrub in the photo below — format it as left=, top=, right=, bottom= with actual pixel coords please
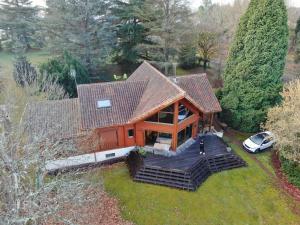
left=39, top=52, right=90, bottom=97
left=280, top=156, right=300, bottom=189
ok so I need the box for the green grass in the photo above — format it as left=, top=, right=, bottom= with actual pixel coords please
left=102, top=143, right=300, bottom=225
left=0, top=50, right=51, bottom=121
left=223, top=134, right=275, bottom=176
left=176, top=67, right=189, bottom=76
left=0, top=50, right=51, bottom=78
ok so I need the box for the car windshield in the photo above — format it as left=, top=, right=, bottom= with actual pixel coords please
left=250, top=133, right=266, bottom=145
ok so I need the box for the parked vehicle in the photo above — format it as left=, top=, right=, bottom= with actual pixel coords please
left=243, top=131, right=275, bottom=153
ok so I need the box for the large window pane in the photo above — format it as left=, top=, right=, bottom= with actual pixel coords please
left=161, top=104, right=174, bottom=113
left=146, top=113, right=159, bottom=122
left=145, top=105, right=174, bottom=124
left=177, top=124, right=193, bottom=147
left=159, top=112, right=174, bottom=124
left=178, top=104, right=193, bottom=122
left=177, top=129, right=186, bottom=147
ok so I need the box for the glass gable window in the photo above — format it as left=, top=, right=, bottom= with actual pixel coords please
left=146, top=104, right=174, bottom=124
left=178, top=104, right=193, bottom=122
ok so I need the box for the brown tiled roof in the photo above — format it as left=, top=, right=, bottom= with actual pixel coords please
left=26, top=62, right=221, bottom=137
left=77, top=80, right=148, bottom=130
left=176, top=74, right=222, bottom=113
left=24, top=99, right=83, bottom=140
left=128, top=61, right=185, bottom=123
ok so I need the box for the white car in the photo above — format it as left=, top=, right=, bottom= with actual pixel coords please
left=243, top=131, right=275, bottom=153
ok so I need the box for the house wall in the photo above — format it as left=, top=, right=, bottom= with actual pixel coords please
left=78, top=98, right=212, bottom=153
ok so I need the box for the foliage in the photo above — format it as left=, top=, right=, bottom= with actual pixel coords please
left=295, top=17, right=300, bottom=36
left=44, top=0, right=116, bottom=73
left=13, top=56, right=37, bottom=87
left=295, top=17, right=300, bottom=63
left=178, top=41, right=197, bottom=69
left=280, top=156, right=300, bottom=189
left=103, top=142, right=300, bottom=225
left=112, top=0, right=152, bottom=64
left=264, top=80, right=300, bottom=164
left=197, top=31, right=218, bottom=70
left=39, top=52, right=90, bottom=97
left=0, top=95, right=92, bottom=224
left=221, top=0, right=289, bottom=132
left=144, top=0, right=192, bottom=63
left=0, top=0, right=41, bottom=55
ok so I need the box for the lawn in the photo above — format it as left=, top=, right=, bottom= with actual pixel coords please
left=103, top=142, right=300, bottom=225
left=0, top=50, right=51, bottom=121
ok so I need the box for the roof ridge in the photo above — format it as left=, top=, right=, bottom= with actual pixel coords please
left=77, top=80, right=147, bottom=88
left=175, top=73, right=207, bottom=79
left=143, top=61, right=186, bottom=94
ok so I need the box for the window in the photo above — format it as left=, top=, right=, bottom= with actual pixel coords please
left=105, top=153, right=115, bottom=158
left=177, top=124, right=193, bottom=147
left=97, top=100, right=111, bottom=108
left=145, top=104, right=174, bottom=124
left=128, top=129, right=134, bottom=137
left=178, top=104, right=193, bottom=122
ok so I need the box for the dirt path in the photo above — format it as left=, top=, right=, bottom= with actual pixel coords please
left=224, top=128, right=275, bottom=178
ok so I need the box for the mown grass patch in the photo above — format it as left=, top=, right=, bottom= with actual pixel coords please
left=0, top=50, right=51, bottom=121
left=103, top=143, right=300, bottom=225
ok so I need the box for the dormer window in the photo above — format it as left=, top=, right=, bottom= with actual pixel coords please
left=97, top=100, right=111, bottom=108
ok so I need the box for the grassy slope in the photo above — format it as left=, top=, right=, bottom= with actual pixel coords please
left=103, top=143, right=300, bottom=225
left=0, top=51, right=51, bottom=121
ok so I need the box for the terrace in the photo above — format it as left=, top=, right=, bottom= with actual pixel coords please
left=127, top=134, right=247, bottom=191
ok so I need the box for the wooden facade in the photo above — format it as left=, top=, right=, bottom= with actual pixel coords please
left=92, top=98, right=214, bottom=152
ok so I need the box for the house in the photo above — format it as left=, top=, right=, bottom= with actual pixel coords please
left=25, top=61, right=221, bottom=160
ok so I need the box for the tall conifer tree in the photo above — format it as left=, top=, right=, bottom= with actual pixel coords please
left=221, top=0, right=289, bottom=132
left=44, top=0, right=116, bottom=73
left=0, top=0, right=40, bottom=55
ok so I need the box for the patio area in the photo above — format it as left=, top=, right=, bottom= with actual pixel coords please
left=127, top=134, right=247, bottom=191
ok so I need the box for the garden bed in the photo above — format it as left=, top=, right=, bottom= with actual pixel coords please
left=272, top=151, right=300, bottom=201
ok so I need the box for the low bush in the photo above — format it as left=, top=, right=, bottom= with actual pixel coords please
left=39, top=52, right=90, bottom=97
left=280, top=156, right=300, bottom=189
left=13, top=56, right=37, bottom=86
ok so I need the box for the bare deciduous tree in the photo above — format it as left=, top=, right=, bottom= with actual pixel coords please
left=0, top=88, right=92, bottom=224
left=197, top=31, right=218, bottom=70
left=264, top=79, right=300, bottom=163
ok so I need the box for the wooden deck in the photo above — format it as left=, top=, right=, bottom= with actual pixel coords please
left=128, top=135, right=247, bottom=191
left=143, top=135, right=230, bottom=171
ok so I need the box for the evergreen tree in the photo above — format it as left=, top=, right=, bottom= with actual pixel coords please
left=44, top=0, right=116, bottom=74
left=295, top=17, right=300, bottom=63
left=39, top=52, right=90, bottom=97
left=0, top=0, right=40, bottom=55
left=145, top=0, right=191, bottom=63
left=112, top=0, right=152, bottom=65
left=221, top=0, right=288, bottom=132
left=179, top=41, right=197, bottom=69
left=13, top=57, right=37, bottom=87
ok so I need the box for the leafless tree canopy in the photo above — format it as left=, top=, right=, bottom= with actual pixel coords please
left=264, top=79, right=300, bottom=163
left=0, top=91, right=93, bottom=225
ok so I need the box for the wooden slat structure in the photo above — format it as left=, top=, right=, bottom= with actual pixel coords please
left=127, top=135, right=246, bottom=191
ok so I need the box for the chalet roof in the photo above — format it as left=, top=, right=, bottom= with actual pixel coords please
left=127, top=61, right=185, bottom=123
left=24, top=99, right=83, bottom=140
left=77, top=80, right=148, bottom=129
left=25, top=61, right=221, bottom=136
left=176, top=74, right=222, bottom=113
